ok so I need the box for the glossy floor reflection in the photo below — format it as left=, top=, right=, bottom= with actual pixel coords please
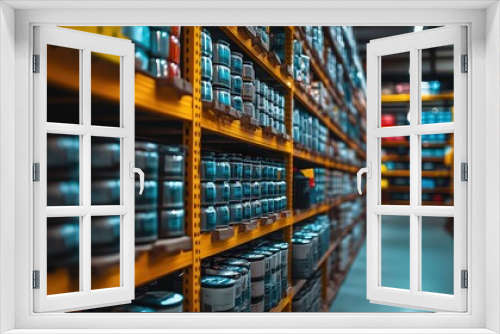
left=330, top=216, right=453, bottom=312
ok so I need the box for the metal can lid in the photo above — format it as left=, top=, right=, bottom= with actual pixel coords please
left=239, top=253, right=265, bottom=262
left=201, top=276, right=236, bottom=288
left=231, top=51, right=243, bottom=58
left=133, top=291, right=184, bottom=308
left=215, top=39, right=230, bottom=46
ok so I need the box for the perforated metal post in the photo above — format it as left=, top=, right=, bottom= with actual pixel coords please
left=182, top=26, right=202, bottom=312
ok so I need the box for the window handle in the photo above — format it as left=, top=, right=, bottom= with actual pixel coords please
left=130, top=162, right=144, bottom=195
left=357, top=162, right=371, bottom=195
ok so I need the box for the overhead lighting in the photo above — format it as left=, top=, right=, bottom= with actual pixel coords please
left=414, top=26, right=424, bottom=32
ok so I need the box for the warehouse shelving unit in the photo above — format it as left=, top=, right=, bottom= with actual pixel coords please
left=48, top=26, right=367, bottom=312
left=380, top=93, right=454, bottom=206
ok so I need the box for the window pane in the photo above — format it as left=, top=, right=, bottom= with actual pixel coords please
left=421, top=216, right=454, bottom=295
left=380, top=52, right=410, bottom=127
left=381, top=136, right=410, bottom=205
left=47, top=217, right=80, bottom=295
left=47, top=45, right=80, bottom=124
left=91, top=137, right=121, bottom=206
left=47, top=134, right=80, bottom=206
left=91, top=216, right=121, bottom=290
left=381, top=215, right=410, bottom=290
left=421, top=45, right=453, bottom=125
left=91, top=52, right=121, bottom=127
left=421, top=134, right=453, bottom=206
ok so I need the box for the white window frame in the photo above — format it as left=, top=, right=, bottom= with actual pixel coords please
left=33, top=26, right=136, bottom=313
left=365, top=26, right=467, bottom=312
left=0, top=1, right=498, bottom=333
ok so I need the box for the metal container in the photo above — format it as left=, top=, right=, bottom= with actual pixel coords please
left=267, top=181, right=275, bottom=198
left=242, top=182, right=251, bottom=201
left=212, top=40, right=231, bottom=67
left=150, top=29, right=169, bottom=58
left=149, top=58, right=168, bottom=78
left=201, top=206, right=217, bottom=232
left=159, top=209, right=185, bottom=238
left=254, top=79, right=261, bottom=95
left=242, top=157, right=252, bottom=181
left=201, top=276, right=236, bottom=312
left=122, top=26, right=151, bottom=50
left=215, top=181, right=230, bottom=204
left=215, top=205, right=230, bottom=226
left=133, top=291, right=184, bottom=312
left=251, top=200, right=262, bottom=219
left=291, top=238, right=313, bottom=279
left=242, top=61, right=255, bottom=82
left=230, top=181, right=243, bottom=202
left=135, top=142, right=159, bottom=177
left=161, top=180, right=184, bottom=209
left=229, top=154, right=243, bottom=181
left=229, top=203, right=243, bottom=224
left=251, top=295, right=265, bottom=312
left=243, top=101, right=255, bottom=119
left=242, top=201, right=252, bottom=221
left=230, top=75, right=242, bottom=95
left=201, top=181, right=216, bottom=205
left=160, top=145, right=185, bottom=180
left=200, top=151, right=216, bottom=181
left=231, top=94, right=243, bottom=112
left=135, top=211, right=158, bottom=244
left=215, top=154, right=231, bottom=181
left=251, top=158, right=262, bottom=181
left=261, top=198, right=269, bottom=215
left=230, top=52, right=243, bottom=75
left=201, top=55, right=213, bottom=81
left=260, top=181, right=268, bottom=198
left=213, top=87, right=231, bottom=107
left=201, top=29, right=213, bottom=57
left=168, top=34, right=181, bottom=64
left=136, top=180, right=158, bottom=209
left=239, top=253, right=265, bottom=280
left=242, top=81, right=255, bottom=102
left=260, top=82, right=268, bottom=98
left=212, top=64, right=231, bottom=89
left=204, top=269, right=243, bottom=312
left=251, top=181, right=261, bottom=199
left=268, top=196, right=275, bottom=213
left=201, top=80, right=213, bottom=102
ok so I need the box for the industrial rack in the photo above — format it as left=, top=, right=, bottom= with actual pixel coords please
left=47, top=26, right=367, bottom=312
left=381, top=93, right=454, bottom=206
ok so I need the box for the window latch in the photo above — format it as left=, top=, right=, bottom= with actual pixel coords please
left=357, top=162, right=371, bottom=195
left=130, top=162, right=144, bottom=195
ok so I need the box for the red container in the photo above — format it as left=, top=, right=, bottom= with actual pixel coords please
left=168, top=62, right=181, bottom=78
left=168, top=35, right=181, bottom=64
left=170, top=26, right=181, bottom=38
left=381, top=114, right=395, bottom=127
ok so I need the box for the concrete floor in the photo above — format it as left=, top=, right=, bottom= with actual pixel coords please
left=330, top=216, right=453, bottom=312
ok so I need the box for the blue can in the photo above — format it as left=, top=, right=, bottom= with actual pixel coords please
left=230, top=52, right=243, bottom=75
left=261, top=198, right=269, bottom=215
left=213, top=40, right=231, bottom=67
left=135, top=211, right=158, bottom=244
left=162, top=180, right=184, bottom=209
left=231, top=95, right=243, bottom=112
left=229, top=154, right=243, bottom=181
left=230, top=181, right=243, bottom=202
left=201, top=182, right=216, bottom=205
left=242, top=201, right=252, bottom=221
left=159, top=209, right=185, bottom=238
left=134, top=47, right=149, bottom=73
left=242, top=182, right=252, bottom=200
left=149, top=58, right=168, bottom=78
left=150, top=29, right=169, bottom=58
left=201, top=206, right=217, bottom=232
left=122, top=26, right=151, bottom=50
left=201, top=151, right=216, bottom=181
left=201, top=56, right=213, bottom=81
left=213, top=88, right=231, bottom=106
left=213, top=64, right=231, bottom=89
left=231, top=75, right=243, bottom=96
left=201, top=80, right=213, bottom=102
left=216, top=205, right=230, bottom=226
left=201, top=29, right=213, bottom=57
left=230, top=203, right=243, bottom=223
left=215, top=181, right=230, bottom=204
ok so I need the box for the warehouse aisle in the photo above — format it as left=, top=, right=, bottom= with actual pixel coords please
left=330, top=217, right=453, bottom=312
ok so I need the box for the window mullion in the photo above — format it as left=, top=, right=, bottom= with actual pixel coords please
left=409, top=48, right=420, bottom=294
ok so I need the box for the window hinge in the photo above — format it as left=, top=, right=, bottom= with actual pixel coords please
left=33, top=270, right=40, bottom=289
left=461, top=162, right=468, bottom=181
left=461, top=54, right=468, bottom=73
left=33, top=54, right=40, bottom=73
left=33, top=163, right=40, bottom=182
left=461, top=270, right=468, bottom=289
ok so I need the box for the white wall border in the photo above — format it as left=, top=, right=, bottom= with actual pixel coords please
left=0, top=2, right=495, bottom=334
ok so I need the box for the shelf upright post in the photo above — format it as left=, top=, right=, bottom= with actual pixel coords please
left=182, top=26, right=202, bottom=312
left=283, top=26, right=295, bottom=312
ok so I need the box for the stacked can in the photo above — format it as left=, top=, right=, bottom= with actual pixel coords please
left=241, top=156, right=253, bottom=222
left=158, top=145, right=186, bottom=238
left=242, top=61, right=257, bottom=122
left=214, top=153, right=231, bottom=227
left=230, top=52, right=244, bottom=114
left=292, top=270, right=322, bottom=312
left=135, top=141, right=160, bottom=245
left=122, top=26, right=181, bottom=79
left=255, top=82, right=286, bottom=135
left=200, top=29, right=213, bottom=102
left=200, top=151, right=217, bottom=232
left=212, top=40, right=232, bottom=107
left=271, top=31, right=286, bottom=64
left=228, top=154, right=243, bottom=225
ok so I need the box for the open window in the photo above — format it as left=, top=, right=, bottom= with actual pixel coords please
left=33, top=26, right=139, bottom=312
left=361, top=26, right=467, bottom=312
